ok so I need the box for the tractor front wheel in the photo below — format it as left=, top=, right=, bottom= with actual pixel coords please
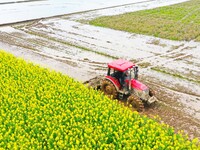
left=127, top=95, right=144, bottom=111
left=101, top=79, right=117, bottom=99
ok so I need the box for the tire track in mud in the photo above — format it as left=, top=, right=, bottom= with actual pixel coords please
left=0, top=26, right=113, bottom=63
left=16, top=19, right=163, bottom=60
left=143, top=102, right=200, bottom=140
left=17, top=21, right=120, bottom=59
left=143, top=78, right=200, bottom=116
left=140, top=76, right=200, bottom=140
left=137, top=42, right=200, bottom=85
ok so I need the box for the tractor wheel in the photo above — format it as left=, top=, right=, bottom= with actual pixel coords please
left=127, top=95, right=144, bottom=112
left=101, top=79, right=117, bottom=99
left=149, top=88, right=155, bottom=97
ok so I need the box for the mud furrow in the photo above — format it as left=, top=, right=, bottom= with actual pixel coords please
left=19, top=20, right=163, bottom=60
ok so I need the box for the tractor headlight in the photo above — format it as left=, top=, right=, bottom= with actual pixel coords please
left=135, top=89, right=149, bottom=101
left=134, top=89, right=148, bottom=100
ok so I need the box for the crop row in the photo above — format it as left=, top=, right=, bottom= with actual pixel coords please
left=0, top=50, right=199, bottom=149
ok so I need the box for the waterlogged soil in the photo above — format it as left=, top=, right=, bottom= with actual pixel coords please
left=1, top=0, right=179, bottom=25
left=0, top=0, right=199, bottom=140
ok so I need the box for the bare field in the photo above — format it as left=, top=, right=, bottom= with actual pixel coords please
left=0, top=0, right=199, bottom=140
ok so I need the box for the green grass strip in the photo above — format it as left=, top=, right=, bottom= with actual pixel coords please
left=90, top=0, right=200, bottom=41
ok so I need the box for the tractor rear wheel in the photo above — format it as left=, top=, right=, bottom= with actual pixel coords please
left=127, top=95, right=144, bottom=111
left=101, top=79, right=117, bottom=99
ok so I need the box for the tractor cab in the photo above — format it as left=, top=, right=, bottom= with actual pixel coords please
left=106, top=59, right=138, bottom=90
left=98, top=59, right=158, bottom=111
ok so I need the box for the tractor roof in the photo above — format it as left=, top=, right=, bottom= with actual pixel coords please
left=108, top=59, right=135, bottom=72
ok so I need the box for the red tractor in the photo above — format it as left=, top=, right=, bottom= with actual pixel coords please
left=85, top=59, right=157, bottom=111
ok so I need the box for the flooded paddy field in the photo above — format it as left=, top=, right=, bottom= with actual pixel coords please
left=0, top=0, right=169, bottom=25
left=0, top=0, right=199, bottom=139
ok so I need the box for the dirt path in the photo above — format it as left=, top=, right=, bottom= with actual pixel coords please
left=0, top=0, right=199, bottom=140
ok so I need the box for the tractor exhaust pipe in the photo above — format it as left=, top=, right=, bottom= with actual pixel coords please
left=134, top=66, right=138, bottom=80
left=128, top=68, right=131, bottom=91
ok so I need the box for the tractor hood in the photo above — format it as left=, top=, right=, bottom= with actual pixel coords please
left=131, top=79, right=148, bottom=91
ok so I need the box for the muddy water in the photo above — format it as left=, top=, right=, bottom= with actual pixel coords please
left=0, top=0, right=199, bottom=139
left=2, top=0, right=187, bottom=25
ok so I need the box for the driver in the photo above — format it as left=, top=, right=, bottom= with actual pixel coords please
left=121, top=71, right=129, bottom=89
